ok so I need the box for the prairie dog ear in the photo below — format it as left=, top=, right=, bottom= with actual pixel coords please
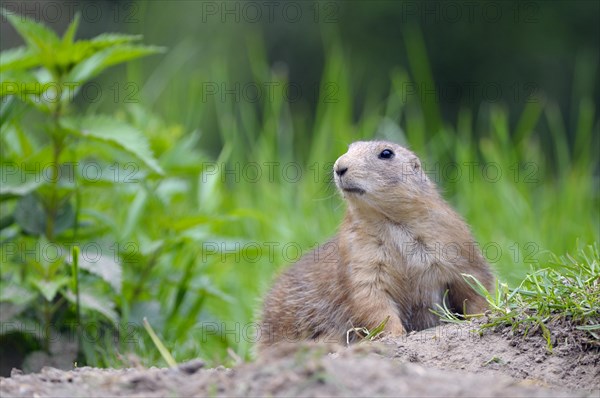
left=411, top=157, right=421, bottom=171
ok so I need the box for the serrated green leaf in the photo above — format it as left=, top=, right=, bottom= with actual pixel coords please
left=54, top=41, right=96, bottom=68
left=0, top=284, right=37, bottom=306
left=0, top=46, right=41, bottom=72
left=61, top=12, right=81, bottom=45
left=90, top=33, right=144, bottom=47
left=61, top=115, right=164, bottom=174
left=1, top=8, right=60, bottom=54
left=0, top=179, right=42, bottom=197
left=54, top=34, right=147, bottom=71
left=14, top=193, right=46, bottom=235
left=0, top=69, right=59, bottom=114
left=65, top=44, right=165, bottom=85
left=31, top=277, right=70, bottom=302
left=13, top=193, right=75, bottom=236
left=54, top=201, right=76, bottom=234
left=63, top=290, right=119, bottom=323
left=0, top=70, right=44, bottom=97
left=0, top=163, right=45, bottom=197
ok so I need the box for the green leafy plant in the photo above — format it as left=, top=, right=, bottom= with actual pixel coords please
left=0, top=9, right=164, bottom=368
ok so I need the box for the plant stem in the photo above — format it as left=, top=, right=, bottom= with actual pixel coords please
left=43, top=300, right=51, bottom=352
left=71, top=246, right=82, bottom=362
left=45, top=102, right=64, bottom=241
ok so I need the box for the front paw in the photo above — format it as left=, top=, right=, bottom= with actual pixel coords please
left=384, top=317, right=406, bottom=336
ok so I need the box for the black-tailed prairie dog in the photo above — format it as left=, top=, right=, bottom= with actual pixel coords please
left=259, top=141, right=495, bottom=348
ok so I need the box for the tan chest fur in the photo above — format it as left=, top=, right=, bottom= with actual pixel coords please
left=339, top=215, right=450, bottom=332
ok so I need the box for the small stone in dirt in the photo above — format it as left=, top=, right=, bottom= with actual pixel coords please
left=40, top=367, right=68, bottom=383
left=408, top=352, right=419, bottom=362
left=177, top=359, right=205, bottom=375
left=10, top=369, right=23, bottom=377
left=125, top=374, right=159, bottom=391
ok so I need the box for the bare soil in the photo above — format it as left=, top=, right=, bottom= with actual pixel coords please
left=1, top=322, right=598, bottom=397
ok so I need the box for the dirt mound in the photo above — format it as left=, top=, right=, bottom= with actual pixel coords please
left=1, top=323, right=598, bottom=397
left=386, top=322, right=599, bottom=391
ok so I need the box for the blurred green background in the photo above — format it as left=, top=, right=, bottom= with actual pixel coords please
left=1, top=0, right=598, bottom=373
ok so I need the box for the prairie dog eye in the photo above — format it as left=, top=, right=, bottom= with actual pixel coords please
left=378, top=149, right=395, bottom=159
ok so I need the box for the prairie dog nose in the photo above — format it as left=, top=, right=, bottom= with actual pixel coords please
left=335, top=165, right=348, bottom=177
left=334, top=153, right=350, bottom=177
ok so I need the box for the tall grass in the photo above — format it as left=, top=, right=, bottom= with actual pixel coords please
left=88, top=22, right=599, bottom=365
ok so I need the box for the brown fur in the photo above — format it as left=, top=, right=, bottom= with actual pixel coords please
left=258, top=141, right=495, bottom=349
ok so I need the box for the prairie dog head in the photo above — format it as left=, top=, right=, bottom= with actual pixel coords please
left=333, top=141, right=435, bottom=219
